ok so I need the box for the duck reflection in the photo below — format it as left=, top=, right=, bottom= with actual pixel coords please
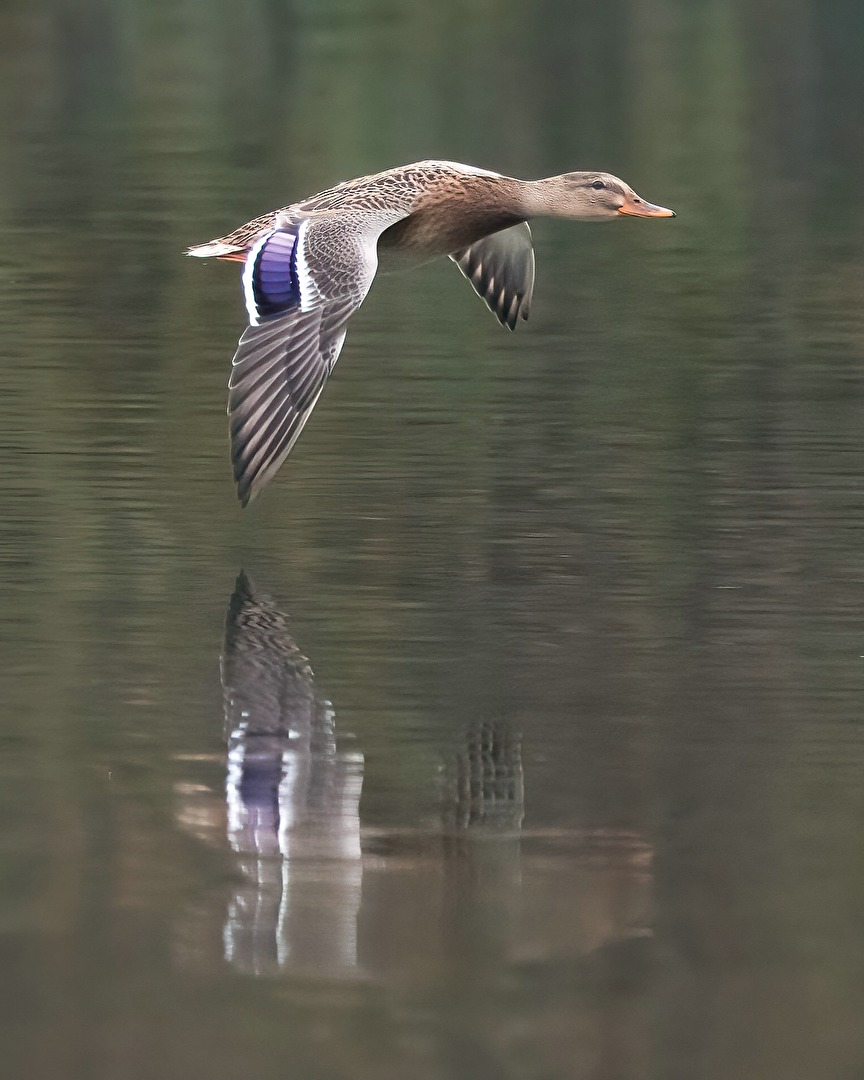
left=220, top=572, right=363, bottom=977
left=175, top=572, right=652, bottom=1020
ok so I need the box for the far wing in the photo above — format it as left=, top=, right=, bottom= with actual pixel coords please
left=229, top=210, right=407, bottom=506
left=450, top=222, right=535, bottom=331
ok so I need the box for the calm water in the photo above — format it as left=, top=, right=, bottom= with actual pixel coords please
left=2, top=2, right=864, bottom=1078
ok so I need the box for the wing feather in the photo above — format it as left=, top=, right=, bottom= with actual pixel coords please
left=450, top=222, right=535, bottom=331
left=227, top=209, right=407, bottom=505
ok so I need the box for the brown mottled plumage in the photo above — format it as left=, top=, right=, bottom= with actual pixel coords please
left=187, top=160, right=675, bottom=505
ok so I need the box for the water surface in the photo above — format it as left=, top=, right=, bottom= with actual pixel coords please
left=2, top=2, right=864, bottom=1078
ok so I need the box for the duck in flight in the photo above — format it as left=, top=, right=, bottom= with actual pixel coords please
left=187, top=160, right=675, bottom=506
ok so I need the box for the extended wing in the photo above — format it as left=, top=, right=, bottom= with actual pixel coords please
left=450, top=222, right=535, bottom=331
left=228, top=209, right=408, bottom=505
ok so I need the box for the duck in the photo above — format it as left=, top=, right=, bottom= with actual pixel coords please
left=187, top=160, right=675, bottom=506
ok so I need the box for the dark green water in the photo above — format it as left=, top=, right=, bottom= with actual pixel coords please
left=3, top=1, right=864, bottom=1077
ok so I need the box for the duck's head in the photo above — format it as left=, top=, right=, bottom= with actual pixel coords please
left=539, top=172, right=675, bottom=220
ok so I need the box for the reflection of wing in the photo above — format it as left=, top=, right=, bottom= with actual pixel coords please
left=219, top=572, right=364, bottom=977
left=445, top=717, right=524, bottom=831
left=222, top=570, right=325, bottom=747
left=450, top=222, right=535, bottom=331
left=229, top=209, right=409, bottom=506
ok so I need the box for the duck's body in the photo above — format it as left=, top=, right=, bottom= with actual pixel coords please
left=192, top=162, right=528, bottom=261
left=187, top=160, right=674, bottom=506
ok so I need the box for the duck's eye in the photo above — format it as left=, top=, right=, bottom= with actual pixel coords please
left=591, top=180, right=606, bottom=190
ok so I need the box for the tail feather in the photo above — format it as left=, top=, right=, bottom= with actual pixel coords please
left=186, top=240, right=246, bottom=261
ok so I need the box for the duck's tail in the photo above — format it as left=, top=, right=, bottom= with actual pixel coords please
left=185, top=239, right=246, bottom=262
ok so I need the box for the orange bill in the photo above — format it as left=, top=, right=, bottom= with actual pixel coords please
left=618, top=194, right=676, bottom=218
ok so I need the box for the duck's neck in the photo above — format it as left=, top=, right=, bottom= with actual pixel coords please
left=449, top=174, right=560, bottom=221
left=515, top=176, right=571, bottom=218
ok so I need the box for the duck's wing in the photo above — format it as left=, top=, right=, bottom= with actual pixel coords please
left=450, top=222, right=535, bottom=331
left=228, top=209, right=408, bottom=506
